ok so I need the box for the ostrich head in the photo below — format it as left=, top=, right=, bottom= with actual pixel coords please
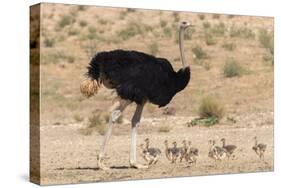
left=172, top=141, right=177, bottom=147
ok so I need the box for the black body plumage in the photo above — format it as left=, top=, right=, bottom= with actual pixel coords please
left=87, top=49, right=190, bottom=107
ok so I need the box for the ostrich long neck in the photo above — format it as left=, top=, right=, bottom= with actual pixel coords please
left=179, top=27, right=189, bottom=68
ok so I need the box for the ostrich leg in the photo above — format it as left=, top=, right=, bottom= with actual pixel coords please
left=130, top=103, right=148, bottom=169
left=98, top=99, right=131, bottom=170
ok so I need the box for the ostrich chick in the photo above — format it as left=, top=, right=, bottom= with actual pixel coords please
left=252, top=136, right=267, bottom=160
left=164, top=140, right=173, bottom=161
left=209, top=140, right=227, bottom=161
left=142, top=138, right=161, bottom=165
left=179, top=140, right=188, bottom=162
left=184, top=141, right=199, bottom=165
left=170, top=141, right=181, bottom=163
left=221, top=138, right=237, bottom=159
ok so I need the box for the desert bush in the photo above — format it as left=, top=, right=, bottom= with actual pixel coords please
left=43, top=37, right=55, bottom=47
left=192, top=46, right=208, bottom=60
left=163, top=27, right=172, bottom=38
left=212, top=14, right=220, bottom=19
left=222, top=42, right=236, bottom=51
left=117, top=21, right=143, bottom=40
left=158, top=125, right=171, bottom=133
left=148, top=41, right=159, bottom=55
left=88, top=113, right=102, bottom=128
left=203, top=22, right=211, bottom=29
left=98, top=18, right=109, bottom=25
left=259, top=29, right=274, bottom=65
left=79, top=20, right=88, bottom=27
left=68, top=28, right=78, bottom=36
left=223, top=58, right=244, bottom=77
left=160, top=19, right=168, bottom=28
left=57, top=15, right=75, bottom=29
left=210, top=22, right=226, bottom=37
left=205, top=32, right=217, bottom=45
left=173, top=12, right=180, bottom=22
left=42, top=51, right=75, bottom=64
left=81, top=40, right=97, bottom=59
left=198, top=14, right=205, bottom=20
left=228, top=15, right=235, bottom=19
left=126, top=8, right=136, bottom=13
left=77, top=5, right=87, bottom=11
left=199, top=96, right=224, bottom=120
left=230, top=26, right=255, bottom=39
left=73, top=114, right=83, bottom=122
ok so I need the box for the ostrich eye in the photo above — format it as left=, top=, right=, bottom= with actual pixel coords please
left=182, top=21, right=187, bottom=24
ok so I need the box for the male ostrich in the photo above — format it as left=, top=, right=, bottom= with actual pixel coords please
left=80, top=21, right=193, bottom=170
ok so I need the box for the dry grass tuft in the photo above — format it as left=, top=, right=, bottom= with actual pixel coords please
left=199, top=96, right=224, bottom=120
left=223, top=58, right=245, bottom=78
left=158, top=125, right=171, bottom=133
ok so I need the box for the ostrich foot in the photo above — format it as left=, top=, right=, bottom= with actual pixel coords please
left=130, top=162, right=148, bottom=169
left=97, top=156, right=110, bottom=170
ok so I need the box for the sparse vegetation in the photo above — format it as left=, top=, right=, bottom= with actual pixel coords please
left=199, top=96, right=224, bottom=120
left=212, top=14, right=220, bottom=19
left=148, top=41, right=159, bottom=55
left=203, top=22, right=211, bottom=29
left=198, top=14, right=205, bottom=20
left=230, top=25, right=255, bottom=39
left=73, top=114, right=83, bottom=122
left=192, top=46, right=208, bottom=60
left=205, top=32, right=217, bottom=46
left=163, top=27, right=172, bottom=38
left=87, top=112, right=106, bottom=135
left=160, top=19, right=168, bottom=28
left=79, top=20, right=88, bottom=27
left=158, top=125, right=171, bottom=133
left=42, top=51, right=75, bottom=64
left=57, top=15, right=75, bottom=29
left=258, top=29, right=274, bottom=65
left=88, top=113, right=102, bottom=128
left=117, top=21, right=143, bottom=40
left=68, top=28, right=78, bottom=36
left=77, top=5, right=87, bottom=11
left=222, top=42, right=236, bottom=51
left=210, top=22, right=226, bottom=37
left=223, top=58, right=244, bottom=78
left=172, top=12, right=180, bottom=22
left=43, top=37, right=55, bottom=47
left=98, top=18, right=109, bottom=25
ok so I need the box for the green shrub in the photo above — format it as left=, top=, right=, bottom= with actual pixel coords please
left=57, top=15, right=74, bottom=29
left=198, top=14, right=205, bottom=20
left=43, top=37, right=55, bottom=47
left=79, top=20, right=88, bottom=27
left=205, top=32, right=217, bottom=45
left=73, top=114, right=83, bottom=122
left=230, top=26, right=255, bottom=39
left=203, top=22, right=211, bottom=29
left=210, top=22, right=226, bottom=37
left=158, top=125, right=171, bottom=133
left=68, top=28, right=78, bottom=36
left=258, top=29, right=274, bottom=60
left=163, top=27, right=172, bottom=38
left=160, top=20, right=168, bottom=28
left=223, top=58, right=244, bottom=77
left=192, top=46, right=208, bottom=59
left=222, top=42, right=236, bottom=51
left=148, top=41, right=159, bottom=55
left=173, top=12, right=180, bottom=22
left=199, top=96, right=224, bottom=120
left=88, top=113, right=102, bottom=128
left=212, top=14, right=220, bottom=19
left=117, top=21, right=143, bottom=40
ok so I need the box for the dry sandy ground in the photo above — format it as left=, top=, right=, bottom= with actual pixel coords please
left=40, top=116, right=273, bottom=185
